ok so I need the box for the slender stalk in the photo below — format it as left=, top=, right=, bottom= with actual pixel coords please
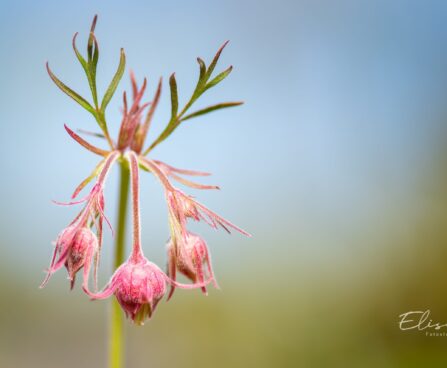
left=109, top=160, right=130, bottom=368
left=126, top=152, right=143, bottom=261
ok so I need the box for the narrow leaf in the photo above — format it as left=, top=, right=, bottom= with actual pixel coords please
left=72, top=33, right=88, bottom=69
left=87, top=15, right=98, bottom=62
left=144, top=43, right=237, bottom=154
left=64, top=124, right=109, bottom=156
left=186, top=57, right=207, bottom=106
left=72, top=33, right=98, bottom=107
left=144, top=117, right=179, bottom=154
left=100, top=48, right=126, bottom=113
left=169, top=73, right=178, bottom=120
left=146, top=119, right=179, bottom=153
left=46, top=63, right=95, bottom=115
left=145, top=101, right=242, bottom=154
left=205, top=65, right=233, bottom=91
left=205, top=40, right=229, bottom=81
left=89, top=34, right=99, bottom=107
left=197, top=57, right=206, bottom=84
left=180, top=102, right=243, bottom=122
left=91, top=35, right=99, bottom=72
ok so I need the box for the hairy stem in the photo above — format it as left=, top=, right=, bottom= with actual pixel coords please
left=109, top=160, right=130, bottom=368
left=126, top=152, right=143, bottom=261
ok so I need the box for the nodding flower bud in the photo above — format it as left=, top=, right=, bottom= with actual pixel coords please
left=40, top=225, right=98, bottom=289
left=85, top=257, right=166, bottom=325
left=65, top=227, right=98, bottom=289
left=167, top=232, right=217, bottom=300
left=116, top=259, right=166, bottom=325
left=85, top=254, right=212, bottom=325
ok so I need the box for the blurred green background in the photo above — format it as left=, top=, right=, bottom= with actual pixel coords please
left=1, top=1, right=447, bottom=367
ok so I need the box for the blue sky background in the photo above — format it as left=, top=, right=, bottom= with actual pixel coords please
left=1, top=0, right=446, bottom=271
left=1, top=1, right=447, bottom=367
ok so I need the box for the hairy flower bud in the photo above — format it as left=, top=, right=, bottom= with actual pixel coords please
left=85, top=253, right=212, bottom=325
left=167, top=232, right=217, bottom=299
left=85, top=257, right=166, bottom=325
left=40, top=225, right=98, bottom=289
left=65, top=227, right=98, bottom=289
left=115, top=259, right=166, bottom=325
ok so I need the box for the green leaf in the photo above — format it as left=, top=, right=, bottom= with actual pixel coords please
left=46, top=62, right=95, bottom=115
left=204, top=65, right=233, bottom=91
left=72, top=33, right=88, bottom=69
left=88, top=35, right=100, bottom=107
left=87, top=15, right=98, bottom=62
left=91, top=35, right=99, bottom=72
left=180, top=102, right=243, bottom=122
left=182, top=44, right=231, bottom=113
left=205, top=40, right=229, bottom=81
left=147, top=74, right=179, bottom=149
left=72, top=33, right=98, bottom=107
left=197, top=57, right=207, bottom=84
left=169, top=73, right=178, bottom=119
left=185, top=58, right=207, bottom=107
left=144, top=42, right=239, bottom=154
left=144, top=75, right=180, bottom=152
left=100, top=48, right=126, bottom=114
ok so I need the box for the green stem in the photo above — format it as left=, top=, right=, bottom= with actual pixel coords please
left=109, top=160, right=130, bottom=368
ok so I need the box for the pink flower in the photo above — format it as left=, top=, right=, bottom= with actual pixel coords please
left=85, top=254, right=211, bottom=325
left=41, top=151, right=119, bottom=290
left=85, top=257, right=166, bottom=325
left=167, top=232, right=218, bottom=299
left=40, top=225, right=98, bottom=290
left=65, top=227, right=99, bottom=288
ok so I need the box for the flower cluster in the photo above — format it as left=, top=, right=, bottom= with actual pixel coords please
left=41, top=16, right=250, bottom=325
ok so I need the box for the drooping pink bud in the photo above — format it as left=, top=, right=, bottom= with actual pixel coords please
left=85, top=255, right=212, bottom=325
left=40, top=225, right=98, bottom=289
left=115, top=259, right=166, bottom=325
left=43, top=151, right=119, bottom=290
left=65, top=227, right=98, bottom=289
left=167, top=232, right=217, bottom=300
left=84, top=257, right=166, bottom=325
